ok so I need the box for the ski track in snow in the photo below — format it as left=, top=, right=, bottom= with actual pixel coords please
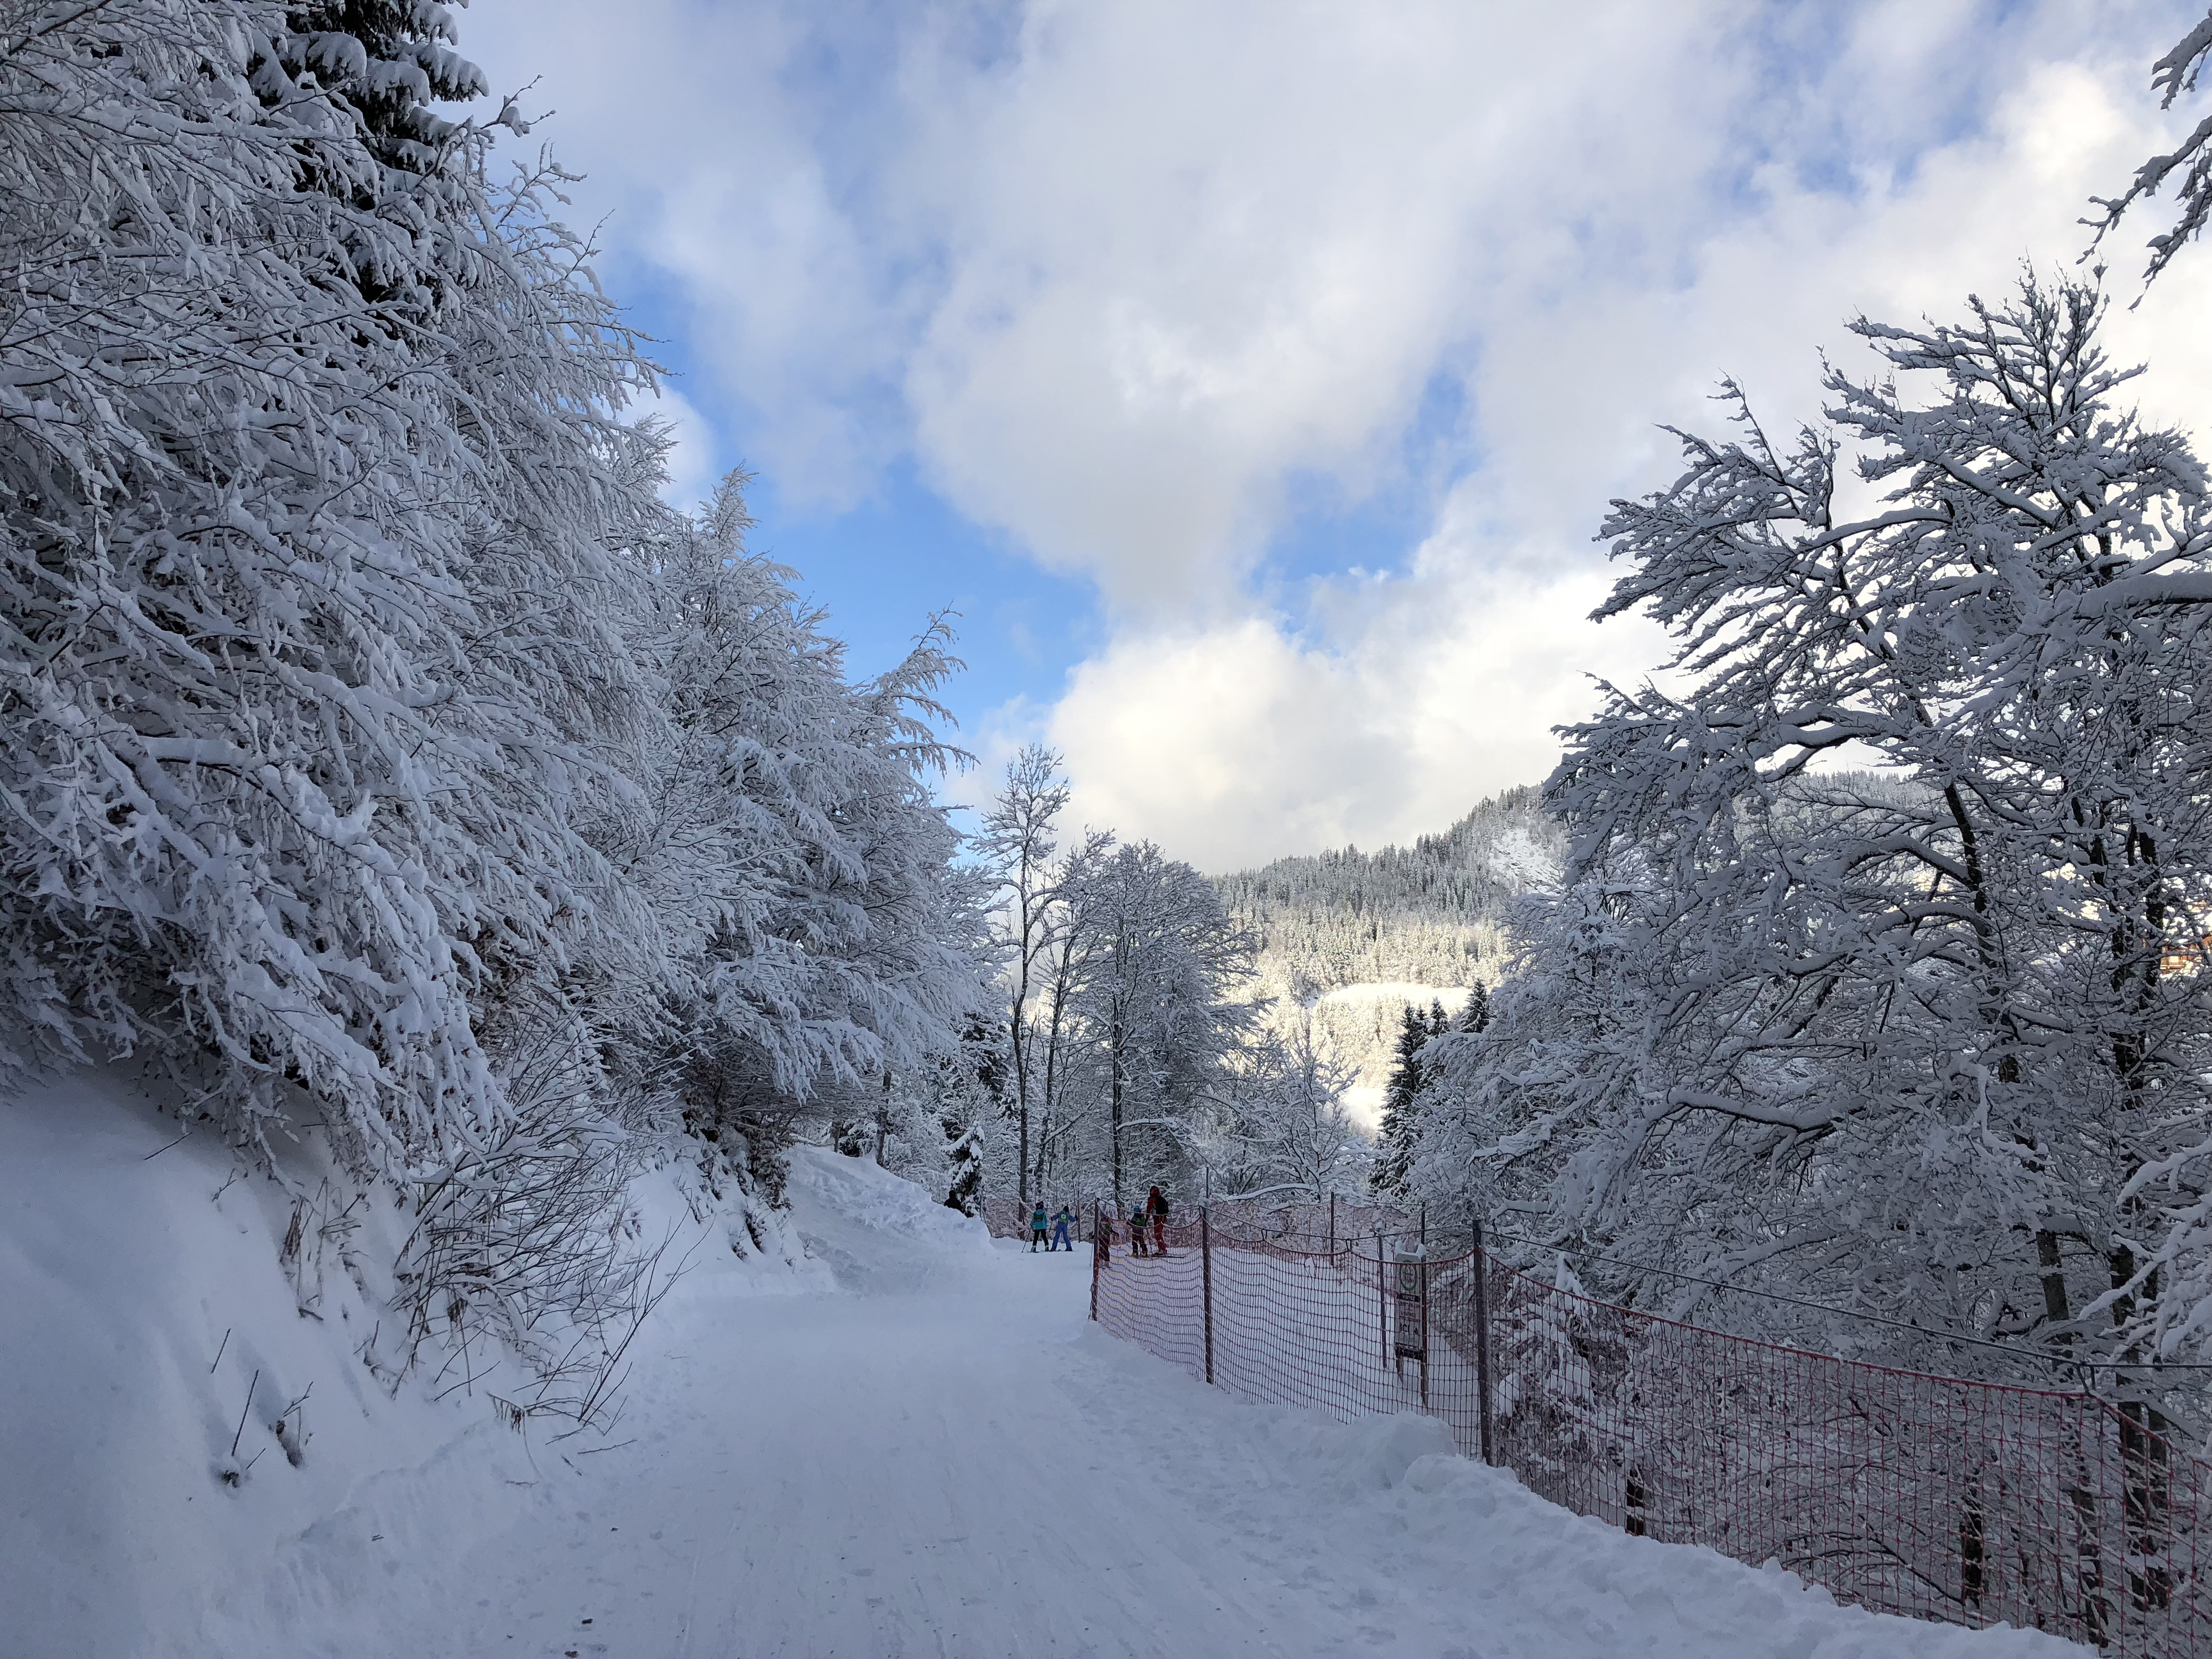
left=347, top=1151, right=2078, bottom=1659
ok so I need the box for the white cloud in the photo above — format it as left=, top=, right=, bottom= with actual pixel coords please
left=1042, top=564, right=1668, bottom=872
left=461, top=0, right=2212, bottom=869
left=1009, top=6, right=2212, bottom=870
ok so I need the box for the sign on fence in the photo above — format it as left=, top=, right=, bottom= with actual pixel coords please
left=1392, top=1246, right=1428, bottom=1406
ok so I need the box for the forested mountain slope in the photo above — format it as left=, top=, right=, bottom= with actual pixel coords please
left=1214, top=787, right=1561, bottom=997
left=1212, top=789, right=1562, bottom=1111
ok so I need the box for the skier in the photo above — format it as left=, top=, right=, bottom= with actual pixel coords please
left=1029, top=1201, right=1049, bottom=1251
left=1050, top=1206, right=1073, bottom=1252
left=1128, top=1202, right=1150, bottom=1257
left=1147, top=1186, right=1170, bottom=1257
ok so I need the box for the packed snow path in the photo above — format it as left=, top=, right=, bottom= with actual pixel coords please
left=335, top=1152, right=2074, bottom=1659
left=2, top=1094, right=2083, bottom=1659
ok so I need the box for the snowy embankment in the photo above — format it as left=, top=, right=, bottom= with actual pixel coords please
left=6, top=1072, right=2082, bottom=1658
left=0, top=1067, right=831, bottom=1656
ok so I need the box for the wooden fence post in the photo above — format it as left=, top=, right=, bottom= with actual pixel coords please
left=1375, top=1225, right=1387, bottom=1374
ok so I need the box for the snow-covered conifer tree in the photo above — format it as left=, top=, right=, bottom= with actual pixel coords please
left=634, top=474, right=989, bottom=1190
left=1370, top=1003, right=1447, bottom=1195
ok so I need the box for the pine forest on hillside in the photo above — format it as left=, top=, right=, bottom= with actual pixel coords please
left=1213, top=786, right=1563, bottom=998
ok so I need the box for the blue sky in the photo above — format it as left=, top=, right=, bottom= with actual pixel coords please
left=463, top=0, right=2212, bottom=870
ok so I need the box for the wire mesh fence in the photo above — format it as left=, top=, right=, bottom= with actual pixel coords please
left=1091, top=1206, right=2212, bottom=1657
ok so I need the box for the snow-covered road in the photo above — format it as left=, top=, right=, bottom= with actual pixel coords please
left=345, top=1151, right=2078, bottom=1659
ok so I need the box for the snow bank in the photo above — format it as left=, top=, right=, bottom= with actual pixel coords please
left=0, top=1067, right=535, bottom=1655
left=0, top=1069, right=919, bottom=1656
left=775, top=1144, right=993, bottom=1294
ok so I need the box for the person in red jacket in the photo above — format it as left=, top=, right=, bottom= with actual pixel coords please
left=1146, top=1186, right=1170, bottom=1257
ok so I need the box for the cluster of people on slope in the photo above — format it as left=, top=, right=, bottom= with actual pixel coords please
left=1124, top=1186, right=1170, bottom=1258
left=1027, top=1185, right=1172, bottom=1257
left=1028, top=1203, right=1076, bottom=1251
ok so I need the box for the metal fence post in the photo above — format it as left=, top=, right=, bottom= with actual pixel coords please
left=1473, top=1217, right=1495, bottom=1466
left=1201, top=1202, right=1214, bottom=1385
left=1089, top=1201, right=1102, bottom=1322
left=1419, top=1250, right=1431, bottom=1409
left=1375, top=1225, right=1386, bottom=1372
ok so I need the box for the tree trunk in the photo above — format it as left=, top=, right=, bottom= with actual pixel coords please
left=1110, top=1010, right=1125, bottom=1214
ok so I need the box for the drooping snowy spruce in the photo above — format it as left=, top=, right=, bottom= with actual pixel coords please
left=1419, top=277, right=2212, bottom=1382
left=639, top=476, right=992, bottom=1186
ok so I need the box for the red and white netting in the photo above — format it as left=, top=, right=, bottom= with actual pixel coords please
left=1094, top=1217, right=2210, bottom=1657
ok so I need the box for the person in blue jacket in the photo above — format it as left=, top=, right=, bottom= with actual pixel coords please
left=1029, top=1201, right=1049, bottom=1251
left=1050, top=1206, right=1073, bottom=1251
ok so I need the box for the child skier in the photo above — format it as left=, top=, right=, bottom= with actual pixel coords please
left=1029, top=1201, right=1049, bottom=1251
left=1128, top=1203, right=1150, bottom=1257
left=1050, top=1207, right=1073, bottom=1251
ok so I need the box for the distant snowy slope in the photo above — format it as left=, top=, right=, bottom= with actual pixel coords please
left=1216, top=787, right=1561, bottom=1102
left=1214, top=786, right=1561, bottom=1000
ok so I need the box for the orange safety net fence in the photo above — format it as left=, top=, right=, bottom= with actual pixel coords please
left=1092, top=1208, right=2212, bottom=1657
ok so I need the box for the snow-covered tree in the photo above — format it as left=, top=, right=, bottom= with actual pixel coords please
left=978, top=744, right=1070, bottom=1207
left=1370, top=1000, right=1450, bottom=1195
left=1209, top=1010, right=1364, bottom=1201
left=635, top=477, right=990, bottom=1185
left=0, top=2, right=993, bottom=1414
left=1057, top=843, right=1258, bottom=1210
left=1021, top=828, right=1114, bottom=1199
left=0, top=0, right=655, bottom=1160
left=2093, top=7, right=2212, bottom=280
left=1420, top=276, right=2212, bottom=1381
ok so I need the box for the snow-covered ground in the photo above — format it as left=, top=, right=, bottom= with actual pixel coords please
left=4, top=1074, right=2086, bottom=1657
